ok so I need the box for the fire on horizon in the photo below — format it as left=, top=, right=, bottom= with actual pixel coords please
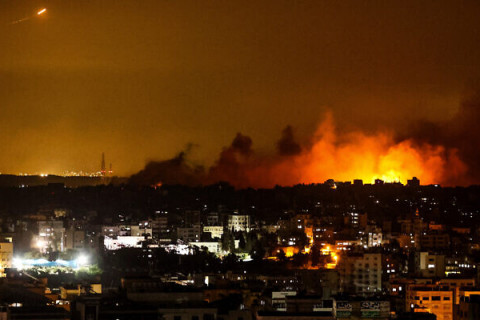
left=129, top=112, right=467, bottom=188
left=1, top=1, right=480, bottom=187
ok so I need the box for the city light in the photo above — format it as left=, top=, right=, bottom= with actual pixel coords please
left=75, top=254, right=89, bottom=267
left=35, top=239, right=46, bottom=249
left=12, top=257, right=24, bottom=270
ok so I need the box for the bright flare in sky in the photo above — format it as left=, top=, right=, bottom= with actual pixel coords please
left=37, top=8, right=47, bottom=15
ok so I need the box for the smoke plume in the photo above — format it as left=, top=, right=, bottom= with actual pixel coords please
left=402, top=92, right=480, bottom=185
left=131, top=96, right=480, bottom=188
left=277, top=126, right=302, bottom=156
left=129, top=151, right=205, bottom=186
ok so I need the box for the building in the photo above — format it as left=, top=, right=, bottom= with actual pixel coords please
left=420, top=233, right=450, bottom=250
left=104, top=236, right=145, bottom=250
left=203, top=226, right=224, bottom=239
left=184, top=210, right=201, bottom=227
left=333, top=299, right=390, bottom=319
left=190, top=241, right=222, bottom=254
left=65, top=228, right=85, bottom=250
left=366, top=226, right=383, bottom=247
left=131, top=223, right=152, bottom=238
left=286, top=296, right=333, bottom=313
left=406, top=284, right=453, bottom=320
left=407, top=177, right=420, bottom=187
left=353, top=179, right=363, bottom=186
left=272, top=291, right=297, bottom=311
left=335, top=240, right=361, bottom=252
left=458, top=294, right=480, bottom=320
left=0, top=240, right=13, bottom=277
left=338, top=253, right=382, bottom=295
left=399, top=217, right=426, bottom=236
left=60, top=283, right=102, bottom=300
left=344, top=212, right=367, bottom=229
left=415, top=252, right=445, bottom=278
left=152, top=215, right=169, bottom=239
left=177, top=225, right=201, bottom=243
left=36, top=220, right=66, bottom=253
left=206, top=212, right=220, bottom=226
left=436, top=279, right=476, bottom=305
left=445, top=256, right=476, bottom=276
left=227, top=214, right=251, bottom=232
left=101, top=225, right=121, bottom=238
left=394, top=233, right=417, bottom=250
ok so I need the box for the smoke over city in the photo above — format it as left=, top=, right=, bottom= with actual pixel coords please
left=129, top=94, right=480, bottom=188
left=401, top=92, right=480, bottom=186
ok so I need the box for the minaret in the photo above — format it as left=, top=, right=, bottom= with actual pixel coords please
left=109, top=163, right=113, bottom=176
left=101, top=153, right=106, bottom=176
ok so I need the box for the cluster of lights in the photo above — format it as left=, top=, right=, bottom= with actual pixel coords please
left=62, top=171, right=104, bottom=177
left=12, top=254, right=90, bottom=271
left=15, top=173, right=49, bottom=177
left=320, top=245, right=339, bottom=269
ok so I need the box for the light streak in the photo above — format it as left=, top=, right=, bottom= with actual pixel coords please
left=10, top=8, right=47, bottom=25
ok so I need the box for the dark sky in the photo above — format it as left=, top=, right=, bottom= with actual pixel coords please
left=1, top=0, right=480, bottom=176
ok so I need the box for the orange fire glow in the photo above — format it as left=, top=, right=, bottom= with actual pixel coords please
left=281, top=246, right=298, bottom=258
left=304, top=227, right=314, bottom=253
left=303, top=113, right=467, bottom=185
left=300, top=114, right=450, bottom=184
left=246, top=113, right=467, bottom=187
left=320, top=245, right=339, bottom=269
left=134, top=112, right=469, bottom=188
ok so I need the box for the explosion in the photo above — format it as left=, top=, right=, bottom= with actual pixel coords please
left=130, top=111, right=470, bottom=188
left=293, top=113, right=466, bottom=185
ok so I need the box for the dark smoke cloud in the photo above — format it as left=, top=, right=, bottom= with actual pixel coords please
left=128, top=133, right=258, bottom=187
left=129, top=129, right=294, bottom=188
left=128, top=151, right=205, bottom=186
left=403, top=92, right=480, bottom=185
left=131, top=95, right=480, bottom=189
left=208, top=133, right=253, bottom=186
left=229, top=133, right=253, bottom=156
left=276, top=126, right=302, bottom=156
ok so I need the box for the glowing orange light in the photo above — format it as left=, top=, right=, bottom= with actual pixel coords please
left=286, top=113, right=467, bottom=186
left=37, top=8, right=47, bottom=15
left=303, top=227, right=314, bottom=253
left=239, top=112, right=467, bottom=189
left=283, top=246, right=297, bottom=257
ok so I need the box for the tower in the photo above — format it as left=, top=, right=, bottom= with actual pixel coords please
left=109, top=163, right=113, bottom=176
left=101, top=153, right=106, bottom=176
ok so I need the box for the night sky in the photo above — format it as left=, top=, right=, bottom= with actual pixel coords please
left=1, top=1, right=480, bottom=181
